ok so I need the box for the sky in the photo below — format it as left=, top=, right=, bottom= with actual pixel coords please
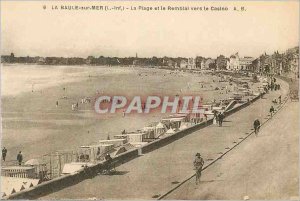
left=1, top=1, right=299, bottom=59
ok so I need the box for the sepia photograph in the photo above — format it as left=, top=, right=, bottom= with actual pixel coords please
left=0, top=0, right=299, bottom=200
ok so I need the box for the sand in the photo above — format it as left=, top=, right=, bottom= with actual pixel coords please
left=1, top=64, right=254, bottom=163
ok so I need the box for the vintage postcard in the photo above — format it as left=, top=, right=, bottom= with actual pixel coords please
left=0, top=0, right=299, bottom=200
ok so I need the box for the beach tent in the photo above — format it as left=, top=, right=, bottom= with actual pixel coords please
left=25, top=159, right=40, bottom=166
left=155, top=122, right=166, bottom=137
left=179, top=123, right=189, bottom=130
left=166, top=128, right=175, bottom=135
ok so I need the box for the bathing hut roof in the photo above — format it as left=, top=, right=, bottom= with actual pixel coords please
left=162, top=117, right=185, bottom=122
left=127, top=133, right=147, bottom=136
left=80, top=143, right=114, bottom=148
left=156, top=122, right=165, bottom=129
left=171, top=113, right=189, bottom=117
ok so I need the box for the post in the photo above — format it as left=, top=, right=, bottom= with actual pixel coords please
left=138, top=148, right=143, bottom=156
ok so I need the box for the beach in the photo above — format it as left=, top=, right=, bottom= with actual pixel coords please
left=1, top=64, right=256, bottom=162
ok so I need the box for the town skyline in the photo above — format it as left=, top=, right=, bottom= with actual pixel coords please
left=1, top=44, right=299, bottom=60
left=1, top=44, right=298, bottom=60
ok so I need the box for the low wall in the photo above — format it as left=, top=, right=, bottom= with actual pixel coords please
left=6, top=93, right=264, bottom=200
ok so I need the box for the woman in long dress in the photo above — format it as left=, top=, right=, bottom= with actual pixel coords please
left=213, top=111, right=218, bottom=125
left=213, top=116, right=217, bottom=125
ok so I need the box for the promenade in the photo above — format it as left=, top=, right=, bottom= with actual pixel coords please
left=41, top=79, right=290, bottom=200
left=165, top=101, right=299, bottom=200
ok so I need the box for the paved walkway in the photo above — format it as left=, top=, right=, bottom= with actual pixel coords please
left=41, top=79, right=289, bottom=200
left=165, top=101, right=299, bottom=200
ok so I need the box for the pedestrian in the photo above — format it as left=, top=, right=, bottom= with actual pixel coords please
left=56, top=101, right=59, bottom=107
left=204, top=113, right=208, bottom=121
left=2, top=147, right=7, bottom=161
left=96, top=148, right=101, bottom=160
left=253, top=119, right=261, bottom=136
left=215, top=112, right=219, bottom=125
left=122, top=110, right=126, bottom=117
left=193, top=153, right=204, bottom=185
left=269, top=106, right=275, bottom=117
left=105, top=153, right=113, bottom=173
left=218, top=113, right=225, bottom=127
left=213, top=114, right=217, bottom=125
left=278, top=95, right=282, bottom=104
left=17, top=151, right=23, bottom=165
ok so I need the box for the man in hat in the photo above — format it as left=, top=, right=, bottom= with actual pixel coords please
left=105, top=153, right=113, bottom=173
left=218, top=112, right=225, bottom=127
left=269, top=106, right=275, bottom=117
left=2, top=147, right=7, bottom=162
left=253, top=119, right=261, bottom=136
left=193, top=153, right=204, bottom=185
left=17, top=151, right=23, bottom=165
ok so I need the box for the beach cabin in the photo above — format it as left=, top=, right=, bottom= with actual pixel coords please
left=143, top=122, right=167, bottom=139
left=161, top=116, right=185, bottom=130
left=127, top=132, right=148, bottom=144
left=79, top=143, right=115, bottom=163
left=187, top=107, right=206, bottom=123
left=126, top=132, right=148, bottom=147
left=143, top=123, right=156, bottom=139
left=155, top=122, right=167, bottom=137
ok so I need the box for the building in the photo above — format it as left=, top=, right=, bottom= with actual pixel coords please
left=216, top=55, right=227, bottom=70
left=162, top=57, right=177, bottom=68
left=251, top=58, right=260, bottom=74
left=270, top=52, right=283, bottom=75
left=203, top=58, right=215, bottom=69
left=239, top=56, right=254, bottom=71
left=228, top=53, right=240, bottom=71
left=195, top=56, right=205, bottom=69
left=179, top=59, right=188, bottom=68
left=290, top=53, right=299, bottom=78
left=228, top=52, right=254, bottom=71
left=187, top=58, right=196, bottom=69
